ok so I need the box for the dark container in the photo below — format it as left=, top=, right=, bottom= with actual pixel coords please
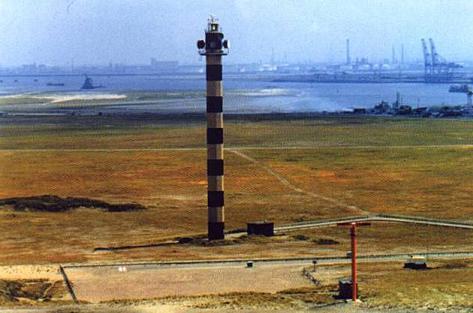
left=404, top=262, right=427, bottom=270
left=338, top=278, right=357, bottom=299
left=247, top=221, right=274, bottom=236
left=404, top=256, right=427, bottom=270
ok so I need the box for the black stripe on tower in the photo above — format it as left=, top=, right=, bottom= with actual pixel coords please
left=208, top=222, right=224, bottom=240
left=207, top=128, right=223, bottom=144
left=208, top=191, right=224, bottom=206
left=206, top=64, right=223, bottom=81
left=207, top=96, right=223, bottom=113
left=207, top=159, right=224, bottom=176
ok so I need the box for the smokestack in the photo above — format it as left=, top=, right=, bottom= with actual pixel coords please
left=401, top=44, right=405, bottom=65
left=392, top=45, right=396, bottom=64
left=346, top=39, right=351, bottom=65
left=197, top=17, right=229, bottom=240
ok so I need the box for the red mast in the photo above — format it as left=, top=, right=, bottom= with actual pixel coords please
left=338, top=221, right=370, bottom=302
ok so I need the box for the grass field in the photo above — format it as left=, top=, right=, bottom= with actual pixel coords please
left=307, top=260, right=473, bottom=310
left=359, top=260, right=473, bottom=310
left=0, top=114, right=473, bottom=266
left=3, top=114, right=473, bottom=149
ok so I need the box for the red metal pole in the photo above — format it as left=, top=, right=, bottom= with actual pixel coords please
left=351, top=222, right=357, bottom=301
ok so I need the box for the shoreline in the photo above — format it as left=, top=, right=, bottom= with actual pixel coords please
left=2, top=111, right=473, bottom=120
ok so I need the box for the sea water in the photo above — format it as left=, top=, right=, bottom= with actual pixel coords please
left=0, top=73, right=466, bottom=114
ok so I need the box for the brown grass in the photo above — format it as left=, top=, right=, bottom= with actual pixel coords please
left=0, top=149, right=348, bottom=264
left=290, top=223, right=473, bottom=255
left=1, top=116, right=473, bottom=266
left=359, top=261, right=473, bottom=310
left=244, top=147, right=473, bottom=220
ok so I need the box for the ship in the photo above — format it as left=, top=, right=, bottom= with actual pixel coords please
left=46, top=82, right=65, bottom=86
left=449, top=84, right=471, bottom=93
left=81, top=75, right=103, bottom=89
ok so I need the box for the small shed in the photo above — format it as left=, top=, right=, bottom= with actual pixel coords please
left=404, top=255, right=427, bottom=270
left=247, top=221, right=274, bottom=236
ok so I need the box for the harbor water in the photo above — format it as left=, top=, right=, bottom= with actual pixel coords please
left=0, top=73, right=467, bottom=114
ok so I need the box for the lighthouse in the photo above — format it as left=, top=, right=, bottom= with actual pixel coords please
left=197, top=16, right=229, bottom=240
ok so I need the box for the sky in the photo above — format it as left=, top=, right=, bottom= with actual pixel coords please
left=0, top=0, right=472, bottom=66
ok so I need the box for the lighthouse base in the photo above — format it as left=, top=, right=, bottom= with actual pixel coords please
left=208, top=222, right=224, bottom=240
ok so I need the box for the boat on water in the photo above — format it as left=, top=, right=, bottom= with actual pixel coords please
left=449, top=84, right=471, bottom=93
left=46, top=82, right=65, bottom=86
left=81, top=75, right=104, bottom=89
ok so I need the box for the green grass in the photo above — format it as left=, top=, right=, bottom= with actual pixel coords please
left=2, top=115, right=473, bottom=149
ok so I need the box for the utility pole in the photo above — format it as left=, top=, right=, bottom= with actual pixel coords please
left=338, top=222, right=370, bottom=302
left=350, top=223, right=358, bottom=301
left=197, top=17, right=230, bottom=240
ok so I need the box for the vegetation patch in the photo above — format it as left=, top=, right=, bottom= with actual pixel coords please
left=292, top=234, right=311, bottom=241
left=278, top=285, right=338, bottom=304
left=177, top=236, right=247, bottom=247
left=181, top=287, right=338, bottom=309
left=313, top=238, right=340, bottom=245
left=435, top=260, right=470, bottom=269
left=0, top=195, right=146, bottom=212
left=177, top=234, right=276, bottom=246
left=0, top=279, right=65, bottom=304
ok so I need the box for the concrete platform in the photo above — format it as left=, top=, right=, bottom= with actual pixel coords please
left=64, top=263, right=312, bottom=302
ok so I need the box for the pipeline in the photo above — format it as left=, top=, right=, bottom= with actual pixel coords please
left=59, top=265, right=78, bottom=304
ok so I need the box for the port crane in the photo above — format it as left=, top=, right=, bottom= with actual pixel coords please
left=421, top=39, right=432, bottom=78
left=449, top=84, right=472, bottom=110
left=422, top=38, right=462, bottom=82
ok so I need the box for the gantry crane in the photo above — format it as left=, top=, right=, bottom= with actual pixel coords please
left=449, top=84, right=472, bottom=111
left=421, top=38, right=462, bottom=82
left=421, top=39, right=432, bottom=79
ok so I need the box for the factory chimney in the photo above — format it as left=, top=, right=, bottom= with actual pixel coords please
left=392, top=45, right=396, bottom=65
left=346, top=39, right=351, bottom=65
left=197, top=16, right=230, bottom=240
left=401, top=44, right=405, bottom=65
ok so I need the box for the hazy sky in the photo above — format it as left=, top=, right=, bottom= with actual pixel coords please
left=1, top=0, right=472, bottom=66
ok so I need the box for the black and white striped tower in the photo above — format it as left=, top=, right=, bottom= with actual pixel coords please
left=197, top=16, right=229, bottom=240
